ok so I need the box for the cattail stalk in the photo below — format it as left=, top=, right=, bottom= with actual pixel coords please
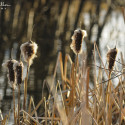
left=13, top=61, right=23, bottom=124
left=106, top=47, right=118, bottom=125
left=18, top=85, right=20, bottom=125
left=20, top=41, right=38, bottom=115
left=20, top=41, right=38, bottom=112
left=70, top=29, right=87, bottom=107
left=23, top=63, right=29, bottom=111
left=106, top=72, right=112, bottom=125
left=12, top=84, right=16, bottom=124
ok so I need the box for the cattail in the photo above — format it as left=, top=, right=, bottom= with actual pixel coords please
left=107, top=47, right=118, bottom=71
left=70, top=29, right=87, bottom=54
left=20, top=40, right=38, bottom=66
left=2, top=60, right=17, bottom=89
left=13, top=61, right=24, bottom=85
left=21, top=40, right=38, bottom=110
left=13, top=61, right=23, bottom=125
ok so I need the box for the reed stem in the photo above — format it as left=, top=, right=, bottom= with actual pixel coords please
left=44, top=97, right=47, bottom=125
left=12, top=84, right=16, bottom=124
left=18, top=85, right=20, bottom=125
left=23, top=63, right=29, bottom=111
left=106, top=71, right=111, bottom=125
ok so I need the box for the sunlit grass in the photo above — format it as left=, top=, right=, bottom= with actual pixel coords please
left=0, top=36, right=125, bottom=125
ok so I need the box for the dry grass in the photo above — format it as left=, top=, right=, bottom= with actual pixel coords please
left=0, top=13, right=125, bottom=123
left=1, top=42, right=124, bottom=125
left=0, top=41, right=124, bottom=125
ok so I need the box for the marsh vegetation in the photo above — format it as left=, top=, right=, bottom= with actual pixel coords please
left=0, top=0, right=125, bottom=124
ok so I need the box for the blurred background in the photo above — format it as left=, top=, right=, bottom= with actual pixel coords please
left=0, top=0, right=125, bottom=122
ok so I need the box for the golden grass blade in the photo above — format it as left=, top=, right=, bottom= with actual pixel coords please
left=33, top=117, right=60, bottom=120
left=59, top=52, right=64, bottom=80
left=97, top=108, right=104, bottom=123
left=86, top=67, right=90, bottom=109
left=64, top=54, right=68, bottom=82
left=119, top=86, right=123, bottom=124
left=20, top=110, right=41, bottom=125
left=31, top=97, right=39, bottom=122
left=31, top=99, right=43, bottom=116
left=27, top=96, right=39, bottom=123
left=95, top=42, right=108, bottom=77
left=87, top=109, right=98, bottom=125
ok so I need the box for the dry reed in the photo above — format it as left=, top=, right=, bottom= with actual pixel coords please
left=1, top=32, right=125, bottom=125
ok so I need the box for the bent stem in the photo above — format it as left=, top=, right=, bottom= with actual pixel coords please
left=12, top=84, right=16, bottom=124
left=23, top=63, right=30, bottom=111
left=18, top=85, right=20, bottom=125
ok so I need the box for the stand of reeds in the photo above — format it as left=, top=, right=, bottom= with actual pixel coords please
left=33, top=44, right=124, bottom=125
left=1, top=45, right=125, bottom=125
left=18, top=85, right=20, bottom=125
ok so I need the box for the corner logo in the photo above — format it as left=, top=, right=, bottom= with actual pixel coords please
left=0, top=2, right=11, bottom=10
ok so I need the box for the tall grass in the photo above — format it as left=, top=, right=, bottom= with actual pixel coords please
left=0, top=30, right=125, bottom=124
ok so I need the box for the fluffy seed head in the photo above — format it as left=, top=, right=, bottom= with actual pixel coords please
left=2, top=59, right=17, bottom=89
left=107, top=47, right=118, bottom=71
left=20, top=40, right=38, bottom=66
left=70, top=29, right=87, bottom=54
left=13, top=61, right=24, bottom=85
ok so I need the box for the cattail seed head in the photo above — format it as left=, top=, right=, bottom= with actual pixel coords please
left=70, top=29, right=87, bottom=54
left=2, top=60, right=17, bottom=89
left=13, top=61, right=24, bottom=85
left=20, top=40, right=38, bottom=66
left=107, top=47, right=118, bottom=71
